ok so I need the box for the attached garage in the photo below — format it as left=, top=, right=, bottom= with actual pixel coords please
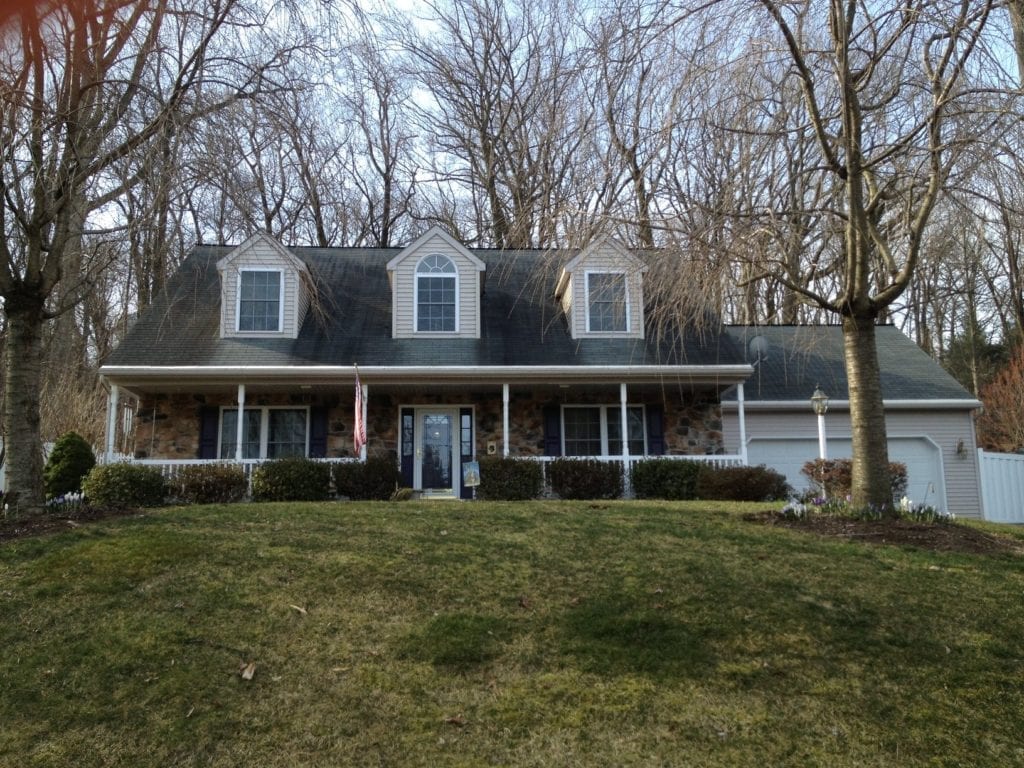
left=722, top=325, right=983, bottom=518
left=746, top=435, right=946, bottom=510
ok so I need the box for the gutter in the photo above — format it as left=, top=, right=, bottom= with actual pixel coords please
left=99, top=363, right=753, bottom=386
left=721, top=398, right=983, bottom=411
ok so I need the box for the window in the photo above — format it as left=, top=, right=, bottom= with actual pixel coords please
left=416, top=254, right=457, bottom=332
left=238, top=270, right=282, bottom=332
left=220, top=407, right=308, bottom=459
left=587, top=272, right=627, bottom=332
left=563, top=405, right=645, bottom=456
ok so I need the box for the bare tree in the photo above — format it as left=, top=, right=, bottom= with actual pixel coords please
left=0, top=0, right=308, bottom=510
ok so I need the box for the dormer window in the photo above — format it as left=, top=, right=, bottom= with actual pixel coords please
left=416, top=254, right=457, bottom=332
left=587, top=272, right=628, bottom=333
left=238, top=269, right=283, bottom=332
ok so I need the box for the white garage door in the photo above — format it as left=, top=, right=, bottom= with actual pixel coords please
left=747, top=436, right=946, bottom=510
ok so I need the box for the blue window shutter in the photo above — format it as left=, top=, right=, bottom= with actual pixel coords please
left=309, top=406, right=328, bottom=458
left=199, top=406, right=219, bottom=459
left=400, top=407, right=414, bottom=487
left=459, top=407, right=473, bottom=499
left=543, top=405, right=562, bottom=456
left=646, top=404, right=665, bottom=456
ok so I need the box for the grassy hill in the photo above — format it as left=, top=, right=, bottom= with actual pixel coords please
left=1, top=500, right=1022, bottom=767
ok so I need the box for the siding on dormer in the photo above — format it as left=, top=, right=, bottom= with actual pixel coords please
left=390, top=232, right=481, bottom=339
left=219, top=238, right=308, bottom=339
left=564, top=241, right=644, bottom=340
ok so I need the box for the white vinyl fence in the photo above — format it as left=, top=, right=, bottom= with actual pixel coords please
left=979, top=449, right=1024, bottom=524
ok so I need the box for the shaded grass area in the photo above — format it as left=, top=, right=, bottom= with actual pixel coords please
left=1, top=501, right=1023, bottom=767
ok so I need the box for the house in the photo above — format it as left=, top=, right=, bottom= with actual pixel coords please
left=98, top=228, right=983, bottom=516
left=721, top=326, right=983, bottom=517
left=99, top=229, right=751, bottom=499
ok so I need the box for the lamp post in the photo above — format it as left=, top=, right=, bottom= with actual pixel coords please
left=810, top=385, right=829, bottom=460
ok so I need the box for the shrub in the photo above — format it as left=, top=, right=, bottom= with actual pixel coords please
left=251, top=457, right=332, bottom=502
left=546, top=458, right=623, bottom=500
left=630, top=459, right=702, bottom=500
left=169, top=464, right=248, bottom=504
left=801, top=459, right=908, bottom=501
left=334, top=455, right=403, bottom=500
left=476, top=457, right=543, bottom=500
left=82, top=463, right=166, bottom=508
left=696, top=464, right=792, bottom=502
left=43, top=432, right=96, bottom=499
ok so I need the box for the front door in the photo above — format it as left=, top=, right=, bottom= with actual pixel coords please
left=415, top=410, right=458, bottom=496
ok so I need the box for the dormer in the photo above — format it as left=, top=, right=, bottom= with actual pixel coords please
left=386, top=227, right=487, bottom=339
left=216, top=232, right=310, bottom=339
left=554, top=237, right=647, bottom=340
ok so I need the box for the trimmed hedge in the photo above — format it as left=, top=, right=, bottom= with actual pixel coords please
left=630, top=459, right=702, bottom=500
left=251, top=458, right=332, bottom=502
left=334, top=455, right=403, bottom=500
left=547, top=458, right=623, bottom=500
left=43, top=432, right=96, bottom=499
left=476, top=457, right=544, bottom=500
left=82, top=463, right=166, bottom=508
left=170, top=464, right=248, bottom=504
left=696, top=464, right=792, bottom=502
left=801, top=459, right=908, bottom=501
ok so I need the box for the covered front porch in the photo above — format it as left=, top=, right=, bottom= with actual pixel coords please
left=100, top=365, right=753, bottom=499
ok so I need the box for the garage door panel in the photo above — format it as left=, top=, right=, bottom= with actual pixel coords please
left=747, top=437, right=945, bottom=509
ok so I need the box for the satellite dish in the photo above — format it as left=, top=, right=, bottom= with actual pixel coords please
left=748, top=335, right=769, bottom=364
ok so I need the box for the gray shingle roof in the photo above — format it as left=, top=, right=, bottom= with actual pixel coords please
left=106, top=245, right=744, bottom=369
left=724, top=325, right=976, bottom=402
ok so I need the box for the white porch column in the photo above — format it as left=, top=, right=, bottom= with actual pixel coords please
left=105, top=384, right=119, bottom=462
left=502, top=383, right=510, bottom=457
left=737, top=382, right=748, bottom=465
left=620, top=382, right=629, bottom=460
left=360, top=383, right=368, bottom=462
left=235, top=384, right=246, bottom=462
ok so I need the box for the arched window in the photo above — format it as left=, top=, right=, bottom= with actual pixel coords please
left=416, top=254, right=457, bottom=332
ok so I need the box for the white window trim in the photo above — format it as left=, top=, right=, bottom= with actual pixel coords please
left=561, top=404, right=646, bottom=457
left=217, top=405, right=310, bottom=459
left=235, top=267, right=285, bottom=334
left=584, top=270, right=630, bottom=334
left=413, top=254, right=460, bottom=334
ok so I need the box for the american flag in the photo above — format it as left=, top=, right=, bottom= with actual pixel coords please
left=354, top=371, right=367, bottom=455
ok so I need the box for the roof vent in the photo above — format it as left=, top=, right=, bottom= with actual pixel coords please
left=748, top=335, right=769, bottom=364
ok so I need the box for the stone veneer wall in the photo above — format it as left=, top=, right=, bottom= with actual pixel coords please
left=135, top=388, right=724, bottom=459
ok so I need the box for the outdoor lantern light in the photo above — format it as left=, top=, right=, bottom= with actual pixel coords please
left=810, top=385, right=829, bottom=459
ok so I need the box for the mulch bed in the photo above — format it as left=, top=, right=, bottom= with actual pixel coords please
left=745, top=511, right=1024, bottom=556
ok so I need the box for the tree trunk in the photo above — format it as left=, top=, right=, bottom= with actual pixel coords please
left=2, top=291, right=47, bottom=513
left=842, top=314, right=893, bottom=513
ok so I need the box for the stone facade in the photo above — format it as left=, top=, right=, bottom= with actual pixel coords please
left=133, top=386, right=725, bottom=459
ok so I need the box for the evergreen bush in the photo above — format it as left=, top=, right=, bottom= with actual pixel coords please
left=547, top=458, right=623, bottom=500
left=43, top=432, right=96, bottom=499
left=476, top=457, right=543, bottom=500
left=82, top=463, right=166, bottom=508
left=630, top=459, right=702, bottom=500
left=251, top=457, right=331, bottom=502
left=334, top=455, right=403, bottom=500
left=169, top=463, right=248, bottom=504
left=696, top=464, right=792, bottom=502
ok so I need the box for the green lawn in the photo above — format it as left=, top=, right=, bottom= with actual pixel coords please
left=1, top=501, right=1023, bottom=767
